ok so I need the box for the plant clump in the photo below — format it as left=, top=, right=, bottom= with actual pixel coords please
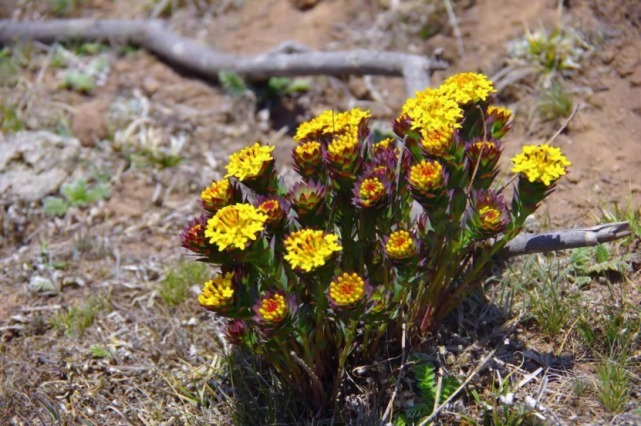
left=179, top=72, right=571, bottom=416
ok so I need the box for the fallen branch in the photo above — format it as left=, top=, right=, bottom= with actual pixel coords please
left=501, top=221, right=631, bottom=258
left=0, top=19, right=448, bottom=96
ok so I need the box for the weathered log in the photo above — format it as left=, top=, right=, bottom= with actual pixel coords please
left=0, top=19, right=449, bottom=96
left=501, top=221, right=631, bottom=258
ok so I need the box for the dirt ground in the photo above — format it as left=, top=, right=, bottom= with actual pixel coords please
left=1, top=0, right=640, bottom=424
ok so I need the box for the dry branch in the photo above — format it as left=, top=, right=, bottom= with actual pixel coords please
left=0, top=19, right=448, bottom=95
left=501, top=221, right=631, bottom=258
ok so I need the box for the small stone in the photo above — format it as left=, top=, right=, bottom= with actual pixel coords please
left=142, top=76, right=161, bottom=95
left=630, top=66, right=641, bottom=87
left=29, top=275, right=56, bottom=292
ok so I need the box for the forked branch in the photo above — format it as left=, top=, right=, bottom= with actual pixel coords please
left=0, top=19, right=448, bottom=95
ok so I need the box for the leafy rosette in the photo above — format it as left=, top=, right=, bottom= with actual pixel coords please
left=465, top=138, right=503, bottom=189
left=292, top=141, right=323, bottom=179
left=407, top=159, right=449, bottom=209
left=180, top=214, right=215, bottom=256
left=327, top=272, right=372, bottom=312
left=283, top=228, right=342, bottom=273
left=486, top=105, right=512, bottom=139
left=352, top=174, right=391, bottom=210
left=467, top=189, right=510, bottom=238
left=225, top=319, right=248, bottom=345
left=383, top=229, right=419, bottom=267
left=288, top=180, right=326, bottom=225
left=255, top=195, right=291, bottom=234
left=253, top=291, right=296, bottom=331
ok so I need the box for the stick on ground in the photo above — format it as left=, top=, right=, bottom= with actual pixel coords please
left=0, top=19, right=448, bottom=96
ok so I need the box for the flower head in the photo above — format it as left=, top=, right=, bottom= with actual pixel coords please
left=487, top=105, right=512, bottom=139
left=253, top=291, right=290, bottom=327
left=293, top=141, right=323, bottom=178
left=352, top=175, right=390, bottom=209
left=284, top=229, right=342, bottom=272
left=294, top=108, right=370, bottom=143
left=373, top=137, right=395, bottom=154
left=204, top=203, right=268, bottom=251
left=440, top=72, right=496, bottom=105
left=408, top=160, right=445, bottom=192
left=511, top=144, right=571, bottom=186
left=384, top=230, right=418, bottom=261
left=180, top=214, right=213, bottom=256
left=328, top=272, right=367, bottom=307
left=398, top=88, right=463, bottom=157
left=326, top=127, right=362, bottom=182
left=256, top=196, right=290, bottom=231
left=200, top=178, right=233, bottom=213
left=466, top=138, right=503, bottom=188
left=225, top=142, right=275, bottom=182
left=469, top=189, right=510, bottom=236
left=198, top=272, right=235, bottom=311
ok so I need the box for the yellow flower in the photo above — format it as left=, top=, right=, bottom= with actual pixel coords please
left=400, top=88, right=463, bottom=155
left=295, top=141, right=322, bottom=158
left=201, top=178, right=232, bottom=211
left=409, top=160, right=444, bottom=191
left=478, top=205, right=501, bottom=229
left=373, top=137, right=394, bottom=153
left=327, top=127, right=359, bottom=158
left=257, top=293, right=288, bottom=324
left=357, top=177, right=385, bottom=207
left=511, top=144, right=571, bottom=186
left=487, top=105, right=512, bottom=120
left=284, top=229, right=342, bottom=272
left=205, top=203, right=268, bottom=251
left=328, top=272, right=366, bottom=306
left=294, top=108, right=371, bottom=142
left=225, top=142, right=275, bottom=181
left=198, top=273, right=234, bottom=310
left=385, top=230, right=416, bottom=259
left=440, top=72, right=496, bottom=105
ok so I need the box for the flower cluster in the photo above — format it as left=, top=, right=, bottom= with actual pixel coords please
left=179, top=72, right=571, bottom=413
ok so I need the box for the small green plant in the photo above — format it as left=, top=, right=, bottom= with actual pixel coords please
left=394, top=359, right=460, bottom=424
left=52, top=294, right=107, bottom=337
left=50, top=0, right=85, bottom=16
left=508, top=24, right=590, bottom=74
left=596, top=359, right=630, bottom=413
left=538, top=80, right=573, bottom=121
left=43, top=176, right=111, bottom=217
left=1, top=100, right=26, bottom=133
left=218, top=70, right=249, bottom=98
left=89, top=344, right=115, bottom=359
left=159, top=260, right=209, bottom=306
left=59, top=69, right=95, bottom=93
left=266, top=77, right=311, bottom=96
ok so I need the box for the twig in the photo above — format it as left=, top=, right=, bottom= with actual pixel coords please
left=418, top=346, right=499, bottom=426
left=501, top=221, right=631, bottom=258
left=443, top=0, right=465, bottom=58
left=546, top=102, right=582, bottom=145
left=289, top=350, right=325, bottom=401
left=380, top=322, right=407, bottom=424
left=0, top=19, right=449, bottom=96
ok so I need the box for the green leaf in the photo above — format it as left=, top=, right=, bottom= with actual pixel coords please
left=218, top=70, right=248, bottom=98
left=43, top=196, right=70, bottom=217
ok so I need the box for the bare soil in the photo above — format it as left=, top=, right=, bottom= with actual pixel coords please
left=1, top=0, right=640, bottom=424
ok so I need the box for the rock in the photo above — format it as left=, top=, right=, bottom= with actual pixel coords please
left=0, top=131, right=81, bottom=202
left=29, top=275, right=55, bottom=292
left=290, top=0, right=320, bottom=10
left=142, top=76, right=161, bottom=95
left=629, top=65, right=641, bottom=87
left=71, top=98, right=109, bottom=147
